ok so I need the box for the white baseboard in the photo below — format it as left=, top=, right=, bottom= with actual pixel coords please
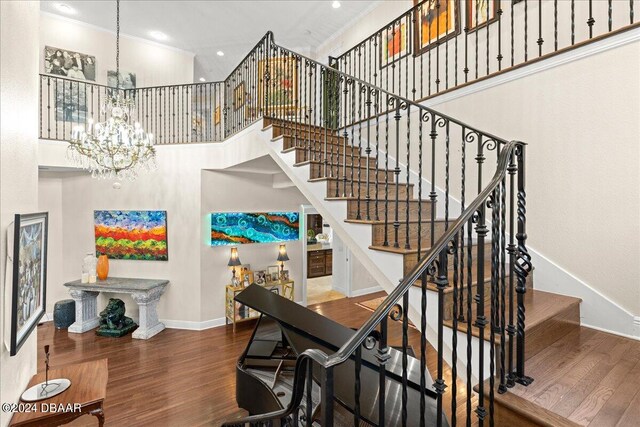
left=41, top=312, right=228, bottom=332
left=161, top=317, right=226, bottom=331
left=351, top=285, right=384, bottom=298
left=529, top=247, right=639, bottom=339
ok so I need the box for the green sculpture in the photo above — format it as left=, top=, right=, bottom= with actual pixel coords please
left=96, top=298, right=137, bottom=337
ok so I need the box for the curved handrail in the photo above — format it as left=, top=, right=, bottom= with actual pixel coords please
left=222, top=140, right=524, bottom=426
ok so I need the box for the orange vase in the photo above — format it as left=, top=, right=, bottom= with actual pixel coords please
left=96, top=255, right=109, bottom=280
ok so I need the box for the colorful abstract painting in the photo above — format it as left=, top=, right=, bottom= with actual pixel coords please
left=94, top=210, right=168, bottom=260
left=210, top=212, right=300, bottom=246
left=381, top=21, right=410, bottom=68
left=415, top=0, right=459, bottom=54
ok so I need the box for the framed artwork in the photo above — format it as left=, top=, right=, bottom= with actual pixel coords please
left=466, top=0, right=498, bottom=31
left=55, top=80, right=87, bottom=123
left=380, top=21, right=411, bottom=68
left=233, top=82, right=246, bottom=110
left=414, top=0, right=460, bottom=54
left=214, top=106, right=221, bottom=125
left=9, top=212, right=48, bottom=356
left=267, top=266, right=280, bottom=282
left=210, top=212, right=300, bottom=246
left=44, top=46, right=96, bottom=81
left=94, top=210, right=168, bottom=261
left=258, top=57, right=298, bottom=111
left=255, top=270, right=267, bottom=285
left=242, top=270, right=254, bottom=287
left=281, top=270, right=290, bottom=281
left=107, top=70, right=136, bottom=89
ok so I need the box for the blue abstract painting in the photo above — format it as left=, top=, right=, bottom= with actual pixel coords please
left=210, top=212, right=300, bottom=246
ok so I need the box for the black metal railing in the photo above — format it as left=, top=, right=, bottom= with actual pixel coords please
left=216, top=33, right=532, bottom=426
left=333, top=0, right=639, bottom=103
left=39, top=29, right=534, bottom=425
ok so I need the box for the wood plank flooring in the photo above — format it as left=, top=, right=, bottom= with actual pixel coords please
left=509, top=325, right=640, bottom=426
left=29, top=293, right=475, bottom=426
left=27, top=292, right=640, bottom=427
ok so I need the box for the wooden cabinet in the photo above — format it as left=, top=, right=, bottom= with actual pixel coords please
left=307, top=249, right=332, bottom=278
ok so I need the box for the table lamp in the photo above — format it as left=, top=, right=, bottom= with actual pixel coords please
left=277, top=244, right=289, bottom=280
left=228, top=247, right=241, bottom=284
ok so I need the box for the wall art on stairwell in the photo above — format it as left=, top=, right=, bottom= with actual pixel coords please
left=7, top=212, right=48, bottom=356
left=107, top=70, right=137, bottom=89
left=466, top=0, right=498, bottom=31
left=94, top=210, right=168, bottom=261
left=210, top=212, right=300, bottom=246
left=257, top=58, right=298, bottom=112
left=414, top=0, right=460, bottom=54
left=380, top=21, right=411, bottom=68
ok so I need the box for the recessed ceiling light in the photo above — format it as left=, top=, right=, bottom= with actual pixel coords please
left=199, top=77, right=206, bottom=82
left=216, top=51, right=225, bottom=57
left=332, top=1, right=341, bottom=9
left=149, top=30, right=168, bottom=41
left=54, top=3, right=76, bottom=14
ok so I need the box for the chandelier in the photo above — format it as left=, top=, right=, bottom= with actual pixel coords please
left=68, top=0, right=155, bottom=180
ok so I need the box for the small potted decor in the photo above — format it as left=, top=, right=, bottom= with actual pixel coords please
left=307, top=229, right=317, bottom=244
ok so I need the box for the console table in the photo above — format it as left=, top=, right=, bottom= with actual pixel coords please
left=10, top=358, right=108, bottom=427
left=64, top=277, right=169, bottom=339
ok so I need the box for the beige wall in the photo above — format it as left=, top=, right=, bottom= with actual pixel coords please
left=0, top=2, right=40, bottom=425
left=431, top=41, right=640, bottom=315
left=40, top=12, right=194, bottom=87
left=200, top=169, right=308, bottom=321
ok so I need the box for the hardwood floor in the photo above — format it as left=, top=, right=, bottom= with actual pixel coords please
left=31, top=292, right=640, bottom=427
left=509, top=326, right=640, bottom=426
left=32, top=293, right=473, bottom=426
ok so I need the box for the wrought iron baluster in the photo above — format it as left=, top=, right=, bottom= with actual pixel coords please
left=538, top=0, right=544, bottom=57
left=490, top=188, right=499, bottom=427
left=402, top=292, right=409, bottom=427
left=475, top=0, right=479, bottom=79
left=486, top=0, right=490, bottom=76
left=588, top=0, right=595, bottom=39
left=515, top=145, right=533, bottom=386
left=366, top=85, right=373, bottom=219
left=305, top=360, right=313, bottom=426
left=499, top=177, right=508, bottom=394
left=524, top=0, right=529, bottom=62
left=435, top=250, right=448, bottom=427
left=608, top=0, right=613, bottom=32
left=451, top=232, right=459, bottom=427
left=475, top=136, right=487, bottom=427
left=354, top=347, right=362, bottom=426
left=320, top=367, right=334, bottom=427
left=383, top=97, right=390, bottom=247
left=631, top=0, right=635, bottom=25
left=571, top=0, right=576, bottom=45
left=404, top=105, right=411, bottom=249
left=497, top=1, right=503, bottom=71
left=510, top=0, right=515, bottom=66
left=377, top=317, right=389, bottom=427
left=554, top=0, right=558, bottom=51
left=393, top=100, right=401, bottom=248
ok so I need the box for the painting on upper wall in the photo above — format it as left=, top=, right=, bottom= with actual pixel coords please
left=380, top=20, right=411, bottom=68
left=44, top=46, right=96, bottom=81
left=414, top=0, right=460, bottom=54
left=466, top=0, right=499, bottom=31
left=94, top=210, right=168, bottom=261
left=258, top=58, right=298, bottom=113
left=107, top=70, right=137, bottom=90
left=54, top=80, right=87, bottom=123
left=210, top=212, right=300, bottom=246
left=9, top=212, right=48, bottom=356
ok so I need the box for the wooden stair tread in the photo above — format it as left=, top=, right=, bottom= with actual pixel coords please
left=473, top=380, right=582, bottom=427
left=507, top=325, right=640, bottom=426
left=445, top=290, right=581, bottom=340
left=369, top=240, right=491, bottom=256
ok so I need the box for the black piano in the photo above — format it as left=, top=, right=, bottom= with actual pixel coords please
left=233, top=284, right=447, bottom=426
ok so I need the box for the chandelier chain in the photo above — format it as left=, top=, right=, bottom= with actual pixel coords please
left=116, top=0, right=120, bottom=87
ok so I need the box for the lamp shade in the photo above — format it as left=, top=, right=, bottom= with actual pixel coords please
left=228, top=247, right=241, bottom=267
left=277, top=244, right=289, bottom=262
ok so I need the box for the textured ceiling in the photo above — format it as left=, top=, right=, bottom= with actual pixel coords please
left=40, top=1, right=377, bottom=82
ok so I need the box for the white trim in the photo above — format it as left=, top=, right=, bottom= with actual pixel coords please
left=40, top=11, right=196, bottom=57
left=422, top=26, right=640, bottom=109
left=351, top=285, right=383, bottom=298
left=529, top=247, right=639, bottom=339
left=161, top=317, right=226, bottom=331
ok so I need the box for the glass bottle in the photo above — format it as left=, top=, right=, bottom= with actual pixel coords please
left=82, top=252, right=96, bottom=283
